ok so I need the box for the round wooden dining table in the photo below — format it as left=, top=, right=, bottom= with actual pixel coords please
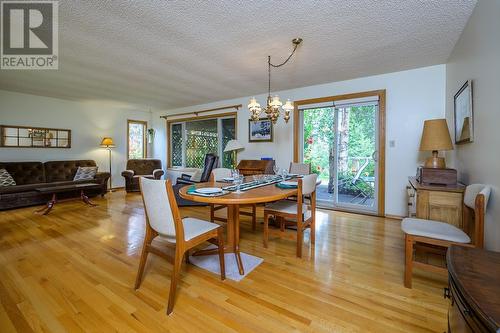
left=179, top=180, right=297, bottom=275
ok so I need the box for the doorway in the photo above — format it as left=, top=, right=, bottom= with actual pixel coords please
left=294, top=91, right=385, bottom=215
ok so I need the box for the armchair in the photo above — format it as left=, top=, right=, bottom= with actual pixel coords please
left=176, top=154, right=219, bottom=185
left=121, top=159, right=164, bottom=192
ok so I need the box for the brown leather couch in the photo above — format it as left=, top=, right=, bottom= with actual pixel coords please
left=0, top=160, right=110, bottom=210
left=121, top=159, right=164, bottom=192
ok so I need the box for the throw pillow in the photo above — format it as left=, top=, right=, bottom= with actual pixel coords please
left=73, top=166, right=98, bottom=181
left=0, top=168, right=16, bottom=187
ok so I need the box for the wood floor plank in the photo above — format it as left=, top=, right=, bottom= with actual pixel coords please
left=0, top=190, right=448, bottom=332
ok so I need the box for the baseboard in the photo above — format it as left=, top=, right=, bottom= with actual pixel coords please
left=384, top=214, right=404, bottom=220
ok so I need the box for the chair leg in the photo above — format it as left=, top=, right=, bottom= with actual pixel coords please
left=210, top=204, right=215, bottom=222
left=296, top=221, right=303, bottom=258
left=310, top=217, right=316, bottom=245
left=167, top=247, right=183, bottom=315
left=404, top=234, right=414, bottom=288
left=263, top=212, right=270, bottom=248
left=134, top=227, right=155, bottom=290
left=251, top=204, right=257, bottom=231
left=217, top=228, right=226, bottom=280
left=185, top=249, right=190, bottom=264
left=279, top=216, right=285, bottom=232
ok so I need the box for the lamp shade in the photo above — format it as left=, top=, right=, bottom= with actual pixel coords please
left=419, top=119, right=453, bottom=151
left=100, top=137, right=115, bottom=148
left=224, top=139, right=244, bottom=152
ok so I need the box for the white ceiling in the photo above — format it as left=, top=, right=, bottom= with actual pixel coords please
left=0, top=0, right=476, bottom=110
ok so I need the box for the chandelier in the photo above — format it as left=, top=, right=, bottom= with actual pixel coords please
left=248, top=38, right=303, bottom=124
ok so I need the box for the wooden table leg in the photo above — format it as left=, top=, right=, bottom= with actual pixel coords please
left=228, top=204, right=244, bottom=275
left=80, top=190, right=98, bottom=206
left=35, top=193, right=57, bottom=215
left=191, top=204, right=245, bottom=275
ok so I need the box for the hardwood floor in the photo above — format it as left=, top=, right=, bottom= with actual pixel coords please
left=0, top=190, right=448, bottom=332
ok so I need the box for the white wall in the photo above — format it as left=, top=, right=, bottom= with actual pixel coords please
left=0, top=90, right=152, bottom=188
left=152, top=65, right=446, bottom=217
left=445, top=0, right=500, bottom=251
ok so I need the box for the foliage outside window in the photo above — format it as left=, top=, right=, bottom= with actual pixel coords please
left=302, top=105, right=376, bottom=197
left=128, top=120, right=147, bottom=159
left=170, top=116, right=236, bottom=169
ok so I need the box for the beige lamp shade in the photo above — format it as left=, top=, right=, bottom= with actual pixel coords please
left=100, top=137, right=115, bottom=148
left=224, top=139, right=244, bottom=152
left=419, top=119, right=453, bottom=151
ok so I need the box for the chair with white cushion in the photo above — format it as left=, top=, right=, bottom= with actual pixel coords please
left=208, top=168, right=257, bottom=230
left=401, top=184, right=490, bottom=288
left=263, top=174, right=318, bottom=257
left=289, top=162, right=311, bottom=175
left=135, top=178, right=225, bottom=314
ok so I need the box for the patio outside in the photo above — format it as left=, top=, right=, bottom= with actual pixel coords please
left=302, top=105, right=376, bottom=208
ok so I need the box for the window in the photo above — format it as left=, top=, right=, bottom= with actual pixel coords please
left=169, top=115, right=236, bottom=168
left=128, top=120, right=147, bottom=159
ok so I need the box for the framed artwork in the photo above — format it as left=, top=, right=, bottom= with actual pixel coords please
left=248, top=118, right=273, bottom=142
left=454, top=80, right=473, bottom=144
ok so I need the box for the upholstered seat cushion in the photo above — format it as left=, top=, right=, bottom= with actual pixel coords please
left=160, top=217, right=219, bottom=242
left=401, top=218, right=471, bottom=243
left=265, top=200, right=312, bottom=220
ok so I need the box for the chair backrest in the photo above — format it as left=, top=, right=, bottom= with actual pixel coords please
left=139, top=178, right=182, bottom=240
left=300, top=174, right=318, bottom=196
left=126, top=159, right=162, bottom=175
left=463, top=184, right=491, bottom=248
left=210, top=168, right=232, bottom=182
left=464, top=184, right=491, bottom=210
left=200, top=154, right=219, bottom=182
left=289, top=162, right=311, bottom=175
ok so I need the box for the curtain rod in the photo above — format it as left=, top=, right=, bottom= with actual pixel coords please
left=160, top=104, right=242, bottom=119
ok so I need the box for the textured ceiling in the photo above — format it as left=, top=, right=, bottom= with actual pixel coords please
left=0, top=0, right=476, bottom=110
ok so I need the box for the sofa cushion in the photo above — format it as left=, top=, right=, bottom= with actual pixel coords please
left=0, top=162, right=45, bottom=185
left=0, top=169, right=16, bottom=187
left=44, top=160, right=97, bottom=182
left=73, top=166, right=98, bottom=181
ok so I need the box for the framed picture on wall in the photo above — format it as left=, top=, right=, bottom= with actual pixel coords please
left=454, top=80, right=473, bottom=144
left=248, top=118, right=273, bottom=142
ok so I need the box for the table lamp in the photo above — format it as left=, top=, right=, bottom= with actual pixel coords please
left=419, top=119, right=453, bottom=168
left=100, top=137, right=115, bottom=191
left=224, top=139, right=244, bottom=169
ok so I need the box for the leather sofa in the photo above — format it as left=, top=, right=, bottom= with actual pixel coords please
left=0, top=160, right=110, bottom=210
left=121, top=159, right=164, bottom=192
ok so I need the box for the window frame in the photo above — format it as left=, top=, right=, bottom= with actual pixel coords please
left=166, top=112, right=237, bottom=168
left=127, top=119, right=148, bottom=160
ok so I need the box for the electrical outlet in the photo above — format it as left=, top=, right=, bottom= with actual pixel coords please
left=389, top=140, right=396, bottom=148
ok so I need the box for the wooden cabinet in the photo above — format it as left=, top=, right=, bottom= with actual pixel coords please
left=408, top=177, right=465, bottom=228
left=237, top=160, right=275, bottom=176
left=447, top=246, right=500, bottom=332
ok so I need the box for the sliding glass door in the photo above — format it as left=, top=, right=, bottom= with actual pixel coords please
left=300, top=98, right=379, bottom=214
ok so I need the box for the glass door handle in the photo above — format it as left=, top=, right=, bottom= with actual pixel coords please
left=372, top=150, right=378, bottom=162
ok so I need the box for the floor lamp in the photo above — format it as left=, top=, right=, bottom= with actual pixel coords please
left=100, top=137, right=115, bottom=192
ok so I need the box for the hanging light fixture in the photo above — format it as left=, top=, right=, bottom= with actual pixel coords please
left=248, top=38, right=302, bottom=124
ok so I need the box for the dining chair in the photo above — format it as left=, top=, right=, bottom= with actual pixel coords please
left=208, top=168, right=257, bottom=230
left=401, top=184, right=490, bottom=288
left=289, top=162, right=311, bottom=175
left=135, top=178, right=225, bottom=315
left=263, top=174, right=318, bottom=257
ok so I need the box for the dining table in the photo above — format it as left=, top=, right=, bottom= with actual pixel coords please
left=179, top=178, right=298, bottom=275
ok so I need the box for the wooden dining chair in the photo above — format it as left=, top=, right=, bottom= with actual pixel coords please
left=135, top=178, right=225, bottom=315
left=263, top=174, right=318, bottom=257
left=401, top=184, right=490, bottom=288
left=209, top=168, right=257, bottom=231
